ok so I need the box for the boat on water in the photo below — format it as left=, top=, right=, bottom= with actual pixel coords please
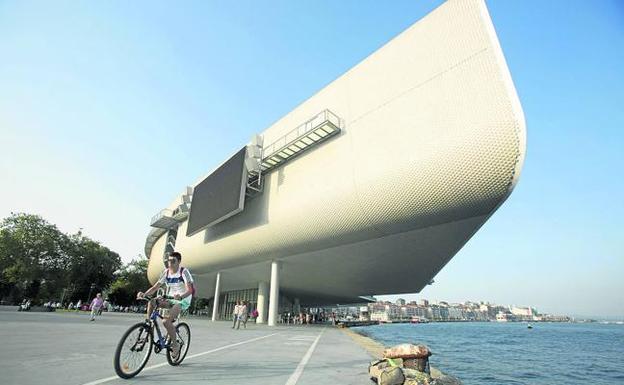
left=527, top=323, right=533, bottom=329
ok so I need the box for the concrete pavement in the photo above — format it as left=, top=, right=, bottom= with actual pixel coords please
left=0, top=311, right=375, bottom=385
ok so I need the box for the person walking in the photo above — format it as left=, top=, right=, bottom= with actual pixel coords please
left=239, top=301, right=248, bottom=329
left=232, top=301, right=241, bottom=329
left=90, top=293, right=104, bottom=321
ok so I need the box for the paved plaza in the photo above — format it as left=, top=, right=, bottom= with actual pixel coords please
left=0, top=311, right=374, bottom=385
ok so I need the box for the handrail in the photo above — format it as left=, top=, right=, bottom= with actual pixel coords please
left=263, top=109, right=340, bottom=158
left=150, top=208, right=173, bottom=226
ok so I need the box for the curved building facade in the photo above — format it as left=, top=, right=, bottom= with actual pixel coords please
left=145, top=0, right=526, bottom=325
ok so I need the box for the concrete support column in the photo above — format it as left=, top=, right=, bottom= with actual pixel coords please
left=211, top=272, right=221, bottom=322
left=294, top=298, right=301, bottom=315
left=267, top=261, right=280, bottom=326
left=256, top=281, right=269, bottom=324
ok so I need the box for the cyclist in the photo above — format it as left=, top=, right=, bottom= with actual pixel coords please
left=137, top=251, right=194, bottom=359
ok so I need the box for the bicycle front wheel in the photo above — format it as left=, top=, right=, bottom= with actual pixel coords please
left=114, top=322, right=153, bottom=379
left=166, top=322, right=191, bottom=366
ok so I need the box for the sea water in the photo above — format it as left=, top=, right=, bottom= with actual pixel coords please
left=353, top=322, right=624, bottom=384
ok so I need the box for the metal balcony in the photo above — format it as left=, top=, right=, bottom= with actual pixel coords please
left=172, top=203, right=189, bottom=221
left=260, top=109, right=341, bottom=174
left=150, top=208, right=178, bottom=229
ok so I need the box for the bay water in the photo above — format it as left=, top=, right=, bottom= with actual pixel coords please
left=353, top=322, right=624, bottom=384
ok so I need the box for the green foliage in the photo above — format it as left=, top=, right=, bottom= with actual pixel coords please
left=65, top=231, right=122, bottom=301
left=189, top=296, right=211, bottom=315
left=107, top=255, right=151, bottom=307
left=0, top=213, right=125, bottom=305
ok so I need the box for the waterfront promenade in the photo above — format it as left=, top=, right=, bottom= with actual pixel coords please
left=0, top=311, right=374, bottom=385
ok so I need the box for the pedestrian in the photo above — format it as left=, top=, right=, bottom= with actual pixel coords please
left=232, top=301, right=241, bottom=329
left=90, top=293, right=104, bottom=321
left=239, top=301, right=248, bottom=329
left=101, top=299, right=109, bottom=315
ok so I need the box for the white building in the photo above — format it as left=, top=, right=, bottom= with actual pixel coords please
left=448, top=306, right=464, bottom=321
left=144, top=0, right=526, bottom=326
left=511, top=306, right=538, bottom=320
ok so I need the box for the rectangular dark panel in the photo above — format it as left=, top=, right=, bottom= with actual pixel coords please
left=186, top=147, right=247, bottom=236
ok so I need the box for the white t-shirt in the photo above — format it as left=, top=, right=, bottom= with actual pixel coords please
left=157, top=267, right=194, bottom=297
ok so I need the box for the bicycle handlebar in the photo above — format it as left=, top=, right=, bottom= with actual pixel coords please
left=137, top=294, right=175, bottom=302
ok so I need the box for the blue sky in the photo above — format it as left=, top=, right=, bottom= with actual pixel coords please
left=1, top=1, right=622, bottom=318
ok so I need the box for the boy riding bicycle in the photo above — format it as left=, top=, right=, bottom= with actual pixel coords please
left=137, top=251, right=194, bottom=359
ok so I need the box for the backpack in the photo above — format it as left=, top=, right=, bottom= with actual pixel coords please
left=165, top=266, right=196, bottom=296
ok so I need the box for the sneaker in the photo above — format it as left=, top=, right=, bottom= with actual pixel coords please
left=90, top=318, right=95, bottom=322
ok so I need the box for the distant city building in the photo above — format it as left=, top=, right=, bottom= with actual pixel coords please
left=448, top=306, right=463, bottom=321
left=370, top=311, right=391, bottom=322
left=364, top=300, right=567, bottom=323
left=511, top=306, right=536, bottom=317
left=541, top=314, right=571, bottom=322
left=359, top=306, right=370, bottom=321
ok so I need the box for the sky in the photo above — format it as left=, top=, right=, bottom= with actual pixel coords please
left=0, top=1, right=622, bottom=319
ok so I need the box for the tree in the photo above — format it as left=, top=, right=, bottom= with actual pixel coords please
left=108, top=255, right=151, bottom=307
left=0, top=213, right=123, bottom=305
left=65, top=231, right=122, bottom=302
left=0, top=213, right=70, bottom=304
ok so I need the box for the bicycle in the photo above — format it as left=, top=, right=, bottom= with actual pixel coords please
left=113, top=295, right=191, bottom=379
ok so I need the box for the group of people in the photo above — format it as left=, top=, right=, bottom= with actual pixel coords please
left=66, top=296, right=108, bottom=313
left=280, top=311, right=336, bottom=325
left=61, top=294, right=106, bottom=321
left=231, top=300, right=259, bottom=329
left=19, top=297, right=108, bottom=320
left=19, top=299, right=31, bottom=311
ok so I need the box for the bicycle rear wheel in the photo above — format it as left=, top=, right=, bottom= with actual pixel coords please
left=114, top=322, right=153, bottom=379
left=166, top=322, right=191, bottom=366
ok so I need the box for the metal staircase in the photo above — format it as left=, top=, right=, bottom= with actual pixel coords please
left=145, top=186, right=193, bottom=258
left=261, top=109, right=341, bottom=173
left=246, top=109, right=342, bottom=196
